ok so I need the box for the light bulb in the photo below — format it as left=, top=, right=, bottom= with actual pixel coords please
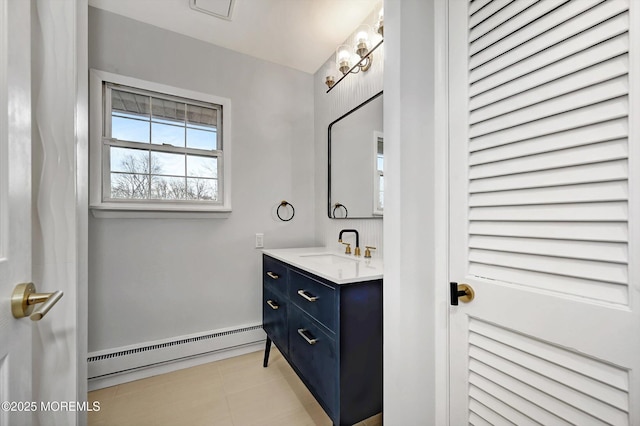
left=375, top=8, right=384, bottom=37
left=354, top=24, right=372, bottom=58
left=336, top=45, right=352, bottom=74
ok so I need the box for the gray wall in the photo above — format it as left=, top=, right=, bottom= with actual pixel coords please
left=88, top=7, right=316, bottom=351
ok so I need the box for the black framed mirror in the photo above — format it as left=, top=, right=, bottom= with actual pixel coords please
left=328, top=91, right=383, bottom=219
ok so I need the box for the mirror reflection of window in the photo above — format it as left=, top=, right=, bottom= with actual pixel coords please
left=374, top=132, right=384, bottom=215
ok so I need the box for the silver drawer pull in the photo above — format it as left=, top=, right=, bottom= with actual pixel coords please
left=297, top=290, right=318, bottom=302
left=297, top=328, right=317, bottom=345
left=266, top=271, right=279, bottom=280
left=266, top=300, right=279, bottom=310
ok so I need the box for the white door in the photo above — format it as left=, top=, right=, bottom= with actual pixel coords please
left=0, top=0, right=34, bottom=425
left=449, top=0, right=640, bottom=424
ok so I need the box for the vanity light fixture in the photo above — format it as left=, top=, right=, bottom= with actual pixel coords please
left=374, top=8, right=384, bottom=37
left=325, top=9, right=384, bottom=92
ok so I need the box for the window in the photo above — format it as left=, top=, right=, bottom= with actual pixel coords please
left=373, top=131, right=383, bottom=215
left=90, top=70, right=231, bottom=215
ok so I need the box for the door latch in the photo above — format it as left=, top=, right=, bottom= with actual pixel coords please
left=450, top=282, right=474, bottom=306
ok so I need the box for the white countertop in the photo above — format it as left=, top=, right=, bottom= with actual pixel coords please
left=262, top=247, right=383, bottom=285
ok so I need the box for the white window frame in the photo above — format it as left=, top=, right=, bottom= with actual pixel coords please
left=373, top=130, right=384, bottom=216
left=89, top=69, right=231, bottom=217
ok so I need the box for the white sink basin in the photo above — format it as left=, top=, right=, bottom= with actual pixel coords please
left=299, top=253, right=359, bottom=265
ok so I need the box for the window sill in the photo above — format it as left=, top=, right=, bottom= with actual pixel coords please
left=90, top=205, right=232, bottom=219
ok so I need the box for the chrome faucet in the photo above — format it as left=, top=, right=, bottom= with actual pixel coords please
left=338, top=229, right=360, bottom=256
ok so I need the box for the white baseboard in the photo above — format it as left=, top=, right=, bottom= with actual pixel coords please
left=88, top=324, right=266, bottom=391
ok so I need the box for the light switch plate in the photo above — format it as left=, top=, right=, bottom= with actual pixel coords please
left=255, top=233, right=264, bottom=248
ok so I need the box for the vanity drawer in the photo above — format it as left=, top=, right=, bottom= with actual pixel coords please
left=289, top=270, right=336, bottom=333
left=263, top=256, right=288, bottom=295
left=289, top=307, right=336, bottom=417
left=263, top=287, right=288, bottom=356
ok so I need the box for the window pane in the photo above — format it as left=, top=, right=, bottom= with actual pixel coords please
left=112, top=116, right=150, bottom=143
left=111, top=89, right=150, bottom=117
left=187, top=104, right=216, bottom=127
left=103, top=83, right=224, bottom=206
left=150, top=176, right=187, bottom=200
left=187, top=155, right=217, bottom=178
left=152, top=122, right=185, bottom=147
left=110, top=147, right=149, bottom=174
left=110, top=173, right=150, bottom=199
left=379, top=175, right=384, bottom=209
left=187, top=178, right=218, bottom=201
left=152, top=98, right=185, bottom=126
left=187, top=128, right=217, bottom=150
left=151, top=151, right=185, bottom=176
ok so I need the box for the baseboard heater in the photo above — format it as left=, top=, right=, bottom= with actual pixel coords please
left=88, top=324, right=265, bottom=380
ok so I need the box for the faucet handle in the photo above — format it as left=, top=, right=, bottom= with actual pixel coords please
left=341, top=242, right=352, bottom=255
left=364, top=246, right=377, bottom=258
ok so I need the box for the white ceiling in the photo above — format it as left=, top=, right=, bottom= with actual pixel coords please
left=88, top=0, right=380, bottom=74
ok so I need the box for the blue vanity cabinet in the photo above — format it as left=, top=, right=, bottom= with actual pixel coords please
left=263, top=256, right=289, bottom=357
left=262, top=254, right=383, bottom=426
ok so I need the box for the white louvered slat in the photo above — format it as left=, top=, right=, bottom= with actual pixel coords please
left=469, top=235, right=627, bottom=263
left=470, top=58, right=628, bottom=123
left=469, top=333, right=629, bottom=410
left=470, top=0, right=561, bottom=47
left=470, top=13, right=628, bottom=96
left=469, top=221, right=628, bottom=243
left=470, top=161, right=627, bottom=193
left=470, top=77, right=627, bottom=137
left=470, top=0, right=600, bottom=62
left=469, top=385, right=537, bottom=426
left=472, top=76, right=627, bottom=137
left=469, top=0, right=493, bottom=17
left=469, top=263, right=627, bottom=304
left=469, top=98, right=627, bottom=152
left=469, top=0, right=513, bottom=29
left=472, top=351, right=627, bottom=425
left=470, top=38, right=628, bottom=110
left=470, top=359, right=611, bottom=425
left=470, top=0, right=628, bottom=81
left=469, top=249, right=627, bottom=284
left=471, top=348, right=627, bottom=425
left=469, top=202, right=627, bottom=222
left=470, top=141, right=627, bottom=179
left=469, top=319, right=630, bottom=391
left=470, top=373, right=570, bottom=426
left=469, top=411, right=494, bottom=426
left=469, top=119, right=627, bottom=165
left=469, top=396, right=516, bottom=426
left=469, top=181, right=627, bottom=207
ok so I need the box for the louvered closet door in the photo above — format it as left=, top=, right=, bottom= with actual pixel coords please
left=449, top=1, right=640, bottom=425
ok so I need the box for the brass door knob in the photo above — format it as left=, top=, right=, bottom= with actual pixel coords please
left=11, top=283, right=64, bottom=321
left=450, top=282, right=474, bottom=305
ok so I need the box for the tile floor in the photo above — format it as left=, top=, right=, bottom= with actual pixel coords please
left=88, top=347, right=382, bottom=426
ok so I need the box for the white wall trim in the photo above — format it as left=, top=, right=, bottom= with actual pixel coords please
left=76, top=1, right=89, bottom=425
left=0, top=0, right=7, bottom=262
left=434, top=0, right=450, bottom=424
left=90, top=208, right=231, bottom=219
left=626, top=2, right=640, bottom=422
